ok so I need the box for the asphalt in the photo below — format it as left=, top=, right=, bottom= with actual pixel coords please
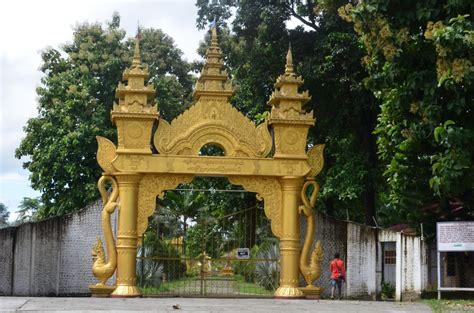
left=0, top=297, right=433, bottom=313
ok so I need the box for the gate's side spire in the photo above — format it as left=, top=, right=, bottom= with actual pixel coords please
left=267, top=45, right=314, bottom=158
left=193, top=26, right=233, bottom=101
left=111, top=27, right=159, bottom=155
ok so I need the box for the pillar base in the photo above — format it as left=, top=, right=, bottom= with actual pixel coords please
left=89, top=285, right=116, bottom=298
left=274, top=286, right=305, bottom=299
left=110, top=285, right=141, bottom=298
left=299, top=286, right=324, bottom=299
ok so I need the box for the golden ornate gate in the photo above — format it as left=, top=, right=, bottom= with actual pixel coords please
left=90, top=27, right=325, bottom=298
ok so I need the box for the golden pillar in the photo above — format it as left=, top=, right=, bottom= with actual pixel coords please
left=268, top=46, right=315, bottom=297
left=111, top=173, right=142, bottom=297
left=275, top=176, right=305, bottom=298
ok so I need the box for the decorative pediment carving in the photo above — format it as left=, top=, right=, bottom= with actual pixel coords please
left=228, top=176, right=282, bottom=238
left=153, top=99, right=272, bottom=158
left=96, top=136, right=117, bottom=173
left=137, top=174, right=194, bottom=239
left=307, top=144, right=325, bottom=177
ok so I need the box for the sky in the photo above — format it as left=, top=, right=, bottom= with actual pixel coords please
left=0, top=0, right=305, bottom=222
left=0, top=0, right=208, bottom=221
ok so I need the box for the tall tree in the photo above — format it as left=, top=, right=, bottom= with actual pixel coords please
left=196, top=0, right=379, bottom=224
left=16, top=13, right=193, bottom=218
left=16, top=197, right=43, bottom=223
left=340, top=0, right=473, bottom=234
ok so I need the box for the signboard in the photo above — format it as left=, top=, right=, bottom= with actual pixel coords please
left=236, top=248, right=250, bottom=259
left=437, top=221, right=474, bottom=252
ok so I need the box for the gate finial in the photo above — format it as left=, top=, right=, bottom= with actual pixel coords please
left=132, top=24, right=141, bottom=66
left=211, top=25, right=218, bottom=47
left=285, top=44, right=295, bottom=75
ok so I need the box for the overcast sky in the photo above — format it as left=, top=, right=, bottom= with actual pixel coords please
left=0, top=0, right=209, bottom=221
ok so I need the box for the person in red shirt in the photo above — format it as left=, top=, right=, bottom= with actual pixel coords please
left=330, top=252, right=346, bottom=300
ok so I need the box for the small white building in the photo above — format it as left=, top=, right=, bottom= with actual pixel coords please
left=309, top=213, right=428, bottom=301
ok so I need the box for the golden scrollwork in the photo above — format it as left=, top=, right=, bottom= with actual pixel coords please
left=153, top=103, right=272, bottom=157
left=96, top=136, right=117, bottom=174
left=228, top=176, right=282, bottom=238
left=307, top=144, right=325, bottom=177
left=153, top=26, right=272, bottom=158
left=136, top=174, right=194, bottom=238
left=92, top=25, right=325, bottom=298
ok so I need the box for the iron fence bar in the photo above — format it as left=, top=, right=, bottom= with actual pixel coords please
left=217, top=206, right=257, bottom=220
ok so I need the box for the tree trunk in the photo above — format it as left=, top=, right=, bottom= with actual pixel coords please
left=182, top=217, right=187, bottom=255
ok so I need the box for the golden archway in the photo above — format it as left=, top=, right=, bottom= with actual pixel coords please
left=91, top=27, right=325, bottom=298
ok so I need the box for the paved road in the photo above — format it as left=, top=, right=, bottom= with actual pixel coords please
left=0, top=297, right=432, bottom=313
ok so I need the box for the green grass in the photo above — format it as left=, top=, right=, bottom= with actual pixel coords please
left=422, top=299, right=474, bottom=313
left=234, top=275, right=274, bottom=296
left=140, top=276, right=195, bottom=294
left=140, top=274, right=274, bottom=296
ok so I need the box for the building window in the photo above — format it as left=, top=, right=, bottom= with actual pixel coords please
left=384, top=250, right=396, bottom=265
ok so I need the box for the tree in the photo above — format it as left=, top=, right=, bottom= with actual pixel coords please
left=160, top=191, right=206, bottom=255
left=340, top=1, right=473, bottom=234
left=16, top=13, right=193, bottom=218
left=195, top=0, right=380, bottom=224
left=16, top=197, right=43, bottom=223
left=0, top=203, right=9, bottom=228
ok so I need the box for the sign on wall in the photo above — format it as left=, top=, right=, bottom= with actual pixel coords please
left=437, top=221, right=474, bottom=252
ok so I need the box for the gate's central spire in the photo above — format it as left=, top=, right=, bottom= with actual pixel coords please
left=193, top=26, right=234, bottom=101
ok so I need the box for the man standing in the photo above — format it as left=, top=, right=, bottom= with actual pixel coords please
left=330, top=252, right=346, bottom=300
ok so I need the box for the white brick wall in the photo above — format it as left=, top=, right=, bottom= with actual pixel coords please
left=346, top=223, right=377, bottom=299
left=0, top=200, right=117, bottom=296
left=0, top=202, right=426, bottom=299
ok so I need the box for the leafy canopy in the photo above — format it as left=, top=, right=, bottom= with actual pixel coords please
left=340, top=0, right=473, bottom=233
left=196, top=0, right=379, bottom=224
left=16, top=13, right=193, bottom=218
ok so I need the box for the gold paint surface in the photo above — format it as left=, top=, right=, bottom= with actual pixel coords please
left=91, top=176, right=119, bottom=286
left=92, top=27, right=325, bottom=298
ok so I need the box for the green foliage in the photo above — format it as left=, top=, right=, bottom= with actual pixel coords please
left=233, top=245, right=260, bottom=283
left=422, top=299, right=474, bottom=313
left=140, top=228, right=186, bottom=282
left=341, top=1, right=473, bottom=231
left=381, top=281, right=395, bottom=299
left=137, top=245, right=164, bottom=287
left=0, top=203, right=9, bottom=228
left=16, top=197, right=43, bottom=223
left=255, top=243, right=280, bottom=290
left=196, top=0, right=380, bottom=224
left=16, top=13, right=193, bottom=218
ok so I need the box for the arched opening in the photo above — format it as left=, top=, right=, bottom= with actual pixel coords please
left=137, top=176, right=278, bottom=297
left=199, top=143, right=226, bottom=156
